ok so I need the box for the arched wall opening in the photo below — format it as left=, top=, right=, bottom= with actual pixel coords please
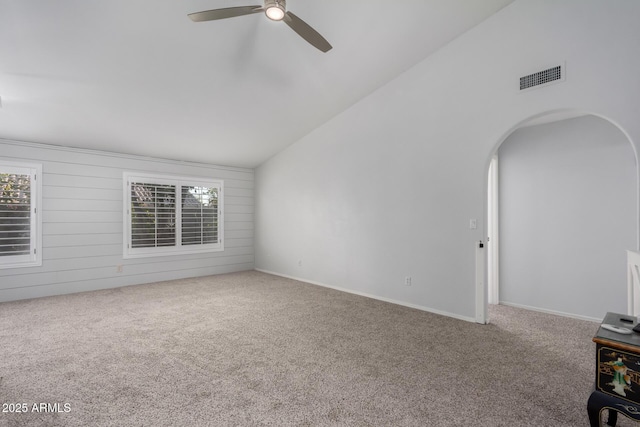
left=481, top=111, right=639, bottom=323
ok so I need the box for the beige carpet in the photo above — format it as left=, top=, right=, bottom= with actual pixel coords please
left=0, top=271, right=629, bottom=426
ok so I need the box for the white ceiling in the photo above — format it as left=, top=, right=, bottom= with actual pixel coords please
left=0, top=0, right=514, bottom=168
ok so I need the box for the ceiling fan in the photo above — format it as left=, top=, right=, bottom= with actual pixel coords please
left=188, top=0, right=332, bottom=52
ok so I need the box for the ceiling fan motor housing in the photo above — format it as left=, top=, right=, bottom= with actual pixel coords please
left=265, top=0, right=286, bottom=21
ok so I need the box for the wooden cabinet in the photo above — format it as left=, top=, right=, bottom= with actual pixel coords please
left=589, top=312, right=640, bottom=426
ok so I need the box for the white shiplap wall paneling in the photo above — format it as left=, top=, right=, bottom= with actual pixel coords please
left=0, top=139, right=254, bottom=301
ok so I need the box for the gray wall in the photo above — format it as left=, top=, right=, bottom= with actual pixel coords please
left=498, top=116, right=636, bottom=320
left=0, top=139, right=254, bottom=302
left=255, top=0, right=640, bottom=322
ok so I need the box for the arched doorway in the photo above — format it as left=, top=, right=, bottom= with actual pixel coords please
left=483, top=112, right=638, bottom=322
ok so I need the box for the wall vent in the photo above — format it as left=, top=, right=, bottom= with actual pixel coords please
left=520, top=65, right=563, bottom=90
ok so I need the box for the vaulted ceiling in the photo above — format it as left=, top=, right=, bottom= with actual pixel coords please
left=0, top=0, right=514, bottom=168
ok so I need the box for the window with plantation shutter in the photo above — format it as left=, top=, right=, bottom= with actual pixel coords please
left=181, top=186, right=219, bottom=246
left=123, top=172, right=223, bottom=258
left=130, top=182, right=176, bottom=249
left=0, top=161, right=42, bottom=269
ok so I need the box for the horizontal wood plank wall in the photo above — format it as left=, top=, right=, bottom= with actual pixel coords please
left=0, top=139, right=254, bottom=302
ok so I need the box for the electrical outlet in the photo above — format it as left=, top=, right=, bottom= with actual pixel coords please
left=469, top=219, right=477, bottom=229
left=116, top=265, right=123, bottom=273
left=405, top=276, right=412, bottom=286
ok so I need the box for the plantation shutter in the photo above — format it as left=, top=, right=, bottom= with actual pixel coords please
left=181, top=186, right=219, bottom=246
left=0, top=161, right=41, bottom=269
left=124, top=173, right=223, bottom=258
left=130, top=182, right=176, bottom=248
left=0, top=172, right=32, bottom=257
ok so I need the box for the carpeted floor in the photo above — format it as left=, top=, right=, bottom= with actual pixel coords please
left=0, top=271, right=630, bottom=426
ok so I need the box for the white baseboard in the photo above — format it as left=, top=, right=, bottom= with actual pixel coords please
left=498, top=301, right=602, bottom=323
left=254, top=268, right=477, bottom=323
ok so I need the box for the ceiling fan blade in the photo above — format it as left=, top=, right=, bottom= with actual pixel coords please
left=188, top=6, right=263, bottom=22
left=283, top=12, right=332, bottom=52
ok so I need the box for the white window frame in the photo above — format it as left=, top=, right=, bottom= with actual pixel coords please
left=0, top=160, right=43, bottom=269
left=123, top=172, right=224, bottom=259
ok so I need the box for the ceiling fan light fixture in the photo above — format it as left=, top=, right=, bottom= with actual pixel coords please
left=264, top=0, right=286, bottom=21
left=265, top=6, right=285, bottom=20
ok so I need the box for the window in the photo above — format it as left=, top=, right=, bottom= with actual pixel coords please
left=123, top=172, right=223, bottom=258
left=0, top=161, right=42, bottom=269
